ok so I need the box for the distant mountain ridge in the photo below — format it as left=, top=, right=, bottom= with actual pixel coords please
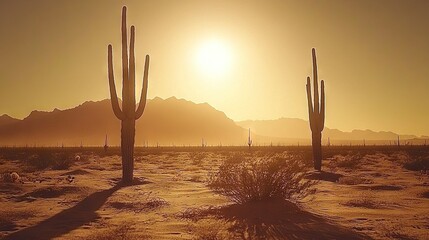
left=0, top=98, right=422, bottom=146
left=0, top=97, right=246, bottom=146
left=237, top=118, right=419, bottom=144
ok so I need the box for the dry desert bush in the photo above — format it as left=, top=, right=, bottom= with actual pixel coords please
left=208, top=153, right=315, bottom=204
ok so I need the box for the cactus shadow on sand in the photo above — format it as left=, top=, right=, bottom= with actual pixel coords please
left=202, top=199, right=370, bottom=239
left=3, top=180, right=149, bottom=240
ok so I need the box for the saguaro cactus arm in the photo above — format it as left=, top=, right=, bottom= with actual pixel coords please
left=312, top=48, right=319, bottom=117
left=121, top=7, right=129, bottom=111
left=320, top=80, right=325, bottom=131
left=108, top=45, right=125, bottom=120
left=129, top=25, right=136, bottom=113
left=306, top=77, right=314, bottom=130
left=135, top=55, right=150, bottom=119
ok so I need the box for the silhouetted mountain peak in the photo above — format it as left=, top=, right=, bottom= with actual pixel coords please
left=0, top=114, right=20, bottom=127
left=0, top=97, right=246, bottom=146
left=25, top=110, right=50, bottom=120
left=0, top=114, right=14, bottom=120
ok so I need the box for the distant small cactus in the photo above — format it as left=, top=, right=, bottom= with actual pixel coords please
left=104, top=134, right=109, bottom=153
left=247, top=128, right=252, bottom=149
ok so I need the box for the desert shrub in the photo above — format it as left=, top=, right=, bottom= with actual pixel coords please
left=403, top=158, right=429, bottom=172
left=26, top=151, right=73, bottom=170
left=401, top=148, right=429, bottom=171
left=52, top=153, right=73, bottom=170
left=27, top=151, right=54, bottom=169
left=208, top=153, right=314, bottom=204
left=189, top=152, right=206, bottom=165
left=334, top=154, right=361, bottom=169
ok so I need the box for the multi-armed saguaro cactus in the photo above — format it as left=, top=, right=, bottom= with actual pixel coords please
left=108, top=6, right=150, bottom=184
left=306, top=48, right=325, bottom=171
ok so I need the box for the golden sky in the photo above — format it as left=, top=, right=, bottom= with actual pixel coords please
left=0, top=0, right=428, bottom=136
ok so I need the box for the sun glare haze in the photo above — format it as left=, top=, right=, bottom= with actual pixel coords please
left=195, top=39, right=233, bottom=80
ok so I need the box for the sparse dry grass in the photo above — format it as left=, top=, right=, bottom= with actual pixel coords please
left=338, top=176, right=373, bottom=185
left=188, top=218, right=233, bottom=240
left=107, top=191, right=169, bottom=213
left=333, top=154, right=362, bottom=169
left=189, top=152, right=206, bottom=166
left=0, top=209, right=36, bottom=231
left=84, top=222, right=150, bottom=240
left=343, top=191, right=385, bottom=209
left=108, top=197, right=168, bottom=213
left=381, top=224, right=418, bottom=240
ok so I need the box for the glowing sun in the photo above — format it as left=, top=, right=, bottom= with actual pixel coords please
left=196, top=39, right=233, bottom=78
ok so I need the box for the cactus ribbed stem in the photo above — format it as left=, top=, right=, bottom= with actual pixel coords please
left=306, top=48, right=325, bottom=171
left=107, top=6, right=150, bottom=184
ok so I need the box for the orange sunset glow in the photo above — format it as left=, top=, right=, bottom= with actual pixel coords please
left=0, top=1, right=428, bottom=239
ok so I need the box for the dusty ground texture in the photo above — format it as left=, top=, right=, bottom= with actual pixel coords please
left=0, top=147, right=428, bottom=239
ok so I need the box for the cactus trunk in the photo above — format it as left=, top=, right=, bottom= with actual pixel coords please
left=107, top=6, right=150, bottom=184
left=121, top=119, right=135, bottom=183
left=306, top=48, right=325, bottom=171
left=312, top=131, right=322, bottom=170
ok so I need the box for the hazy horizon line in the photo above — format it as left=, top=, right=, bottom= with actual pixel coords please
left=2, top=96, right=428, bottom=137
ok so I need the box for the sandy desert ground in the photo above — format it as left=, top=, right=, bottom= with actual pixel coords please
left=0, top=146, right=428, bottom=239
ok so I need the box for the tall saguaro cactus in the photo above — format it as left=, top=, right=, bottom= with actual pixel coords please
left=306, top=48, right=325, bottom=171
left=108, top=6, right=150, bottom=184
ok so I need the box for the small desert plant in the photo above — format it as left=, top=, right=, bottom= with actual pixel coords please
left=52, top=152, right=73, bottom=170
left=403, top=158, right=429, bottom=172
left=401, top=148, right=429, bottom=171
left=27, top=150, right=54, bottom=169
left=334, top=154, right=362, bottom=169
left=26, top=151, right=73, bottom=170
left=208, top=153, right=314, bottom=204
left=189, top=152, right=206, bottom=165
